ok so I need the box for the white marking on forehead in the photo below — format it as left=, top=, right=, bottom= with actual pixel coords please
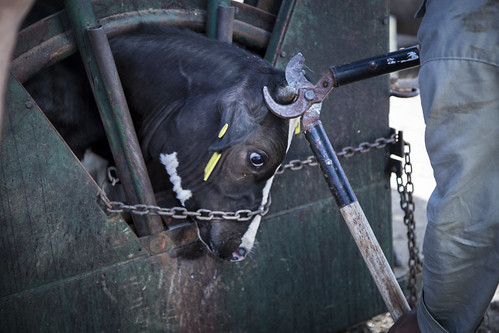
left=160, top=152, right=192, bottom=206
left=239, top=176, right=274, bottom=252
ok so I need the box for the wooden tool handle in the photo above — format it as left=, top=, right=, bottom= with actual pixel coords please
left=340, top=201, right=411, bottom=321
left=304, top=121, right=410, bottom=321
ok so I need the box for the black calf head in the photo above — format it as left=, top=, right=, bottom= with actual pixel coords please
left=110, top=27, right=297, bottom=261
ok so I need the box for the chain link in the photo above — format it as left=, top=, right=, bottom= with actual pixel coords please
left=276, top=133, right=397, bottom=174
left=395, top=141, right=422, bottom=308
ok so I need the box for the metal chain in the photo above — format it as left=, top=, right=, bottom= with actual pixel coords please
left=276, top=133, right=397, bottom=174
left=99, top=190, right=271, bottom=222
left=98, top=131, right=416, bottom=255
left=99, top=133, right=397, bottom=220
left=395, top=141, right=422, bottom=308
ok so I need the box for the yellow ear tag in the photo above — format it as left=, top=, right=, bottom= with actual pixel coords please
left=218, top=123, right=229, bottom=138
left=204, top=152, right=222, bottom=181
left=203, top=123, right=229, bottom=181
left=294, top=119, right=301, bottom=135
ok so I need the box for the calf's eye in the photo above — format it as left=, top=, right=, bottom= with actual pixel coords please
left=249, top=152, right=264, bottom=167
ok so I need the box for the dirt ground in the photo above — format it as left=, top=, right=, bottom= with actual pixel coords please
left=341, top=95, right=499, bottom=332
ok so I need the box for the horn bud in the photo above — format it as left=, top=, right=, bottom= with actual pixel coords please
left=275, top=85, right=297, bottom=104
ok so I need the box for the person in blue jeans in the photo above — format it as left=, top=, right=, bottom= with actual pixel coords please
left=390, top=0, right=499, bottom=332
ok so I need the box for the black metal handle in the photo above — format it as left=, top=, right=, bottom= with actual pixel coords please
left=332, top=45, right=420, bottom=87
left=304, top=121, right=356, bottom=207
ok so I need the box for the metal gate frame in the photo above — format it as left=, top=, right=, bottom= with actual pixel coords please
left=1, top=1, right=402, bottom=331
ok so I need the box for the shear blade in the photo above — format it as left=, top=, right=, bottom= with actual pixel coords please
left=285, top=53, right=313, bottom=89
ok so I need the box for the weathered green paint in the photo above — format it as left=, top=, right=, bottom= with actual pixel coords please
left=1, top=0, right=396, bottom=331
left=0, top=75, right=198, bottom=332
left=0, top=75, right=145, bottom=298
left=221, top=190, right=390, bottom=332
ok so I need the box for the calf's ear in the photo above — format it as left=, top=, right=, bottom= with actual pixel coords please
left=209, top=99, right=261, bottom=152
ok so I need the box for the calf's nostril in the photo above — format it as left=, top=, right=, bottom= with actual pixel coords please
left=236, top=247, right=247, bottom=257
left=231, top=247, right=247, bottom=261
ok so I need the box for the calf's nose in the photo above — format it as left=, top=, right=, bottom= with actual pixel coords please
left=231, top=247, right=247, bottom=262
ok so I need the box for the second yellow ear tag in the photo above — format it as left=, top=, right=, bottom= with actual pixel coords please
left=218, top=123, right=229, bottom=138
left=294, top=119, right=301, bottom=135
left=203, top=124, right=229, bottom=181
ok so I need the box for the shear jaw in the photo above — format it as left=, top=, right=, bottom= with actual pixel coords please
left=263, top=53, right=323, bottom=127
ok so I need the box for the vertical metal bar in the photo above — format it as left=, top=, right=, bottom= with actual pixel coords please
left=64, top=0, right=164, bottom=236
left=206, top=0, right=218, bottom=39
left=216, top=5, right=235, bottom=43
left=264, top=0, right=298, bottom=64
left=206, top=0, right=231, bottom=39
left=304, top=121, right=411, bottom=321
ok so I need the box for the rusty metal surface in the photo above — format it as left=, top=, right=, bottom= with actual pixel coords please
left=0, top=74, right=200, bottom=331
left=264, top=48, right=420, bottom=122
left=0, top=75, right=145, bottom=297
left=85, top=26, right=164, bottom=236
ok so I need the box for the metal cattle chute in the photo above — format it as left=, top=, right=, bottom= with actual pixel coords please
left=0, top=0, right=421, bottom=331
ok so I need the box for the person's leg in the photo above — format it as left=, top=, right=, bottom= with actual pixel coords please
left=416, top=0, right=499, bottom=332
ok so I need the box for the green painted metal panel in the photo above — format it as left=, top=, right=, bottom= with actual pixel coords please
left=221, top=189, right=390, bottom=332
left=1, top=253, right=182, bottom=332
left=0, top=76, right=146, bottom=298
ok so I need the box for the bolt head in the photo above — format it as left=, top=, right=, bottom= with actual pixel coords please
left=305, top=90, right=316, bottom=101
left=368, top=61, right=378, bottom=70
